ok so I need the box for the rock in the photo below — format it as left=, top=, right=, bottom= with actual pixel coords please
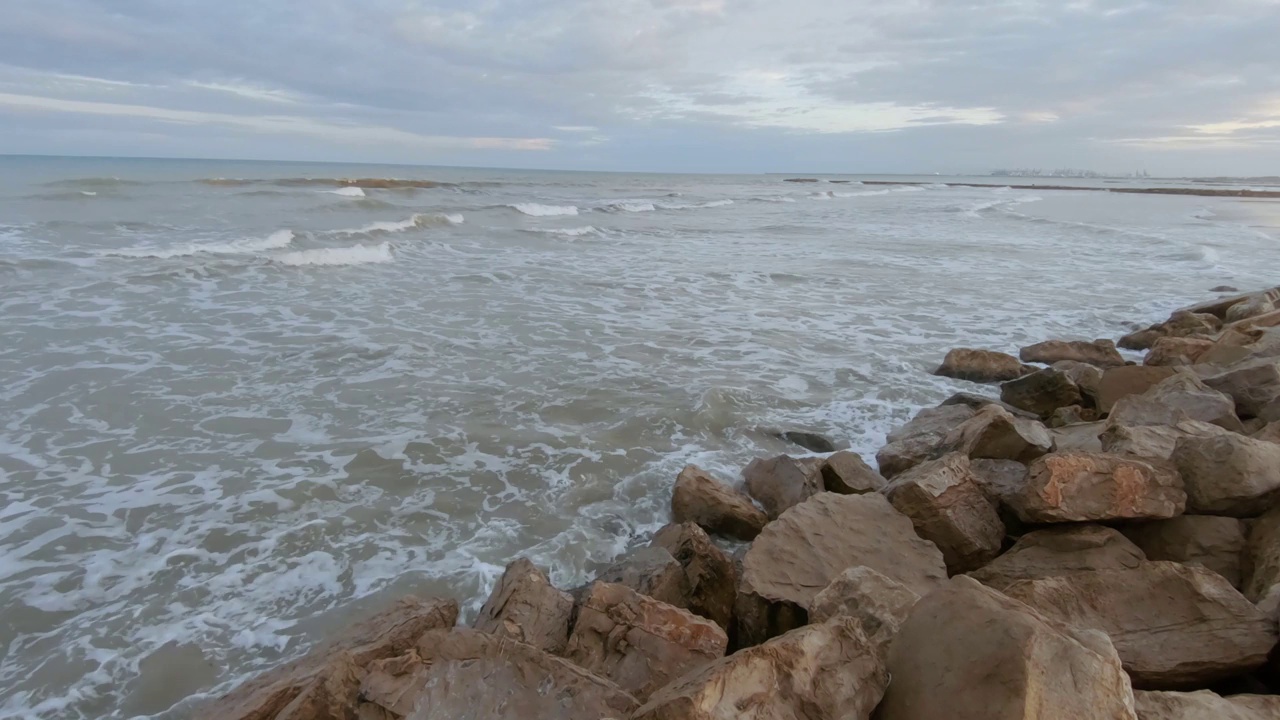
left=1173, top=433, right=1280, bottom=516
left=1021, top=338, right=1126, bottom=368
left=878, top=576, right=1139, bottom=720
left=1244, top=506, right=1280, bottom=622
left=1049, top=420, right=1105, bottom=453
left=934, top=348, right=1029, bottom=383
left=1204, top=359, right=1280, bottom=421
left=742, top=455, right=824, bottom=520
left=276, top=654, right=362, bottom=720
left=565, top=582, right=727, bottom=702
left=940, top=391, right=1040, bottom=420
left=772, top=430, right=837, bottom=453
left=876, top=403, right=976, bottom=478
left=1101, top=420, right=1231, bottom=462
left=970, top=458, right=1028, bottom=504
left=1134, top=690, right=1280, bottom=720
left=735, top=493, right=946, bottom=646
left=671, top=465, right=768, bottom=541
left=883, top=453, right=1005, bottom=574
left=1226, top=295, right=1277, bottom=323
left=1121, top=326, right=1166, bottom=351
left=1049, top=405, right=1098, bottom=427
left=1001, top=369, right=1084, bottom=418
left=1097, top=366, right=1181, bottom=414
left=1106, top=395, right=1190, bottom=428
left=1168, top=309, right=1224, bottom=334
left=818, top=451, right=885, bottom=494
left=1004, top=562, right=1277, bottom=688
left=967, top=525, right=1146, bottom=590
left=1143, top=372, right=1245, bottom=431
left=199, top=596, right=459, bottom=720
left=651, top=523, right=737, bottom=631
left=1122, top=516, right=1246, bottom=588
left=473, top=558, right=573, bottom=654
left=358, top=628, right=638, bottom=719
left=1212, top=286, right=1241, bottom=293
left=1052, top=360, right=1105, bottom=405
left=1254, top=421, right=1280, bottom=443
left=1145, top=337, right=1215, bottom=367
left=593, top=546, right=689, bottom=608
left=808, top=566, right=920, bottom=653
left=1181, top=288, right=1280, bottom=320
left=1010, top=452, right=1185, bottom=523
left=1199, top=327, right=1272, bottom=367
left=632, top=617, right=888, bottom=720
left=941, top=404, right=1054, bottom=464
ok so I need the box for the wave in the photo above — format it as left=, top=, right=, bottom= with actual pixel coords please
left=961, top=195, right=1042, bottom=218
left=101, top=230, right=296, bottom=259
left=655, top=199, right=735, bottom=210
left=200, top=178, right=448, bottom=190
left=274, top=242, right=393, bottom=267
left=524, top=226, right=601, bottom=238
left=334, top=213, right=464, bottom=236
left=42, top=177, right=145, bottom=189
left=893, top=186, right=925, bottom=193
left=834, top=189, right=892, bottom=198
left=603, top=200, right=656, bottom=213
left=753, top=196, right=798, bottom=203
left=325, top=187, right=366, bottom=197
left=511, top=203, right=579, bottom=217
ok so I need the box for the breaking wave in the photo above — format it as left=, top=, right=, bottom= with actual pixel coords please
left=101, top=230, right=297, bottom=259
left=511, top=203, right=580, bottom=217
left=274, top=242, right=393, bottom=267
left=334, top=213, right=464, bottom=236
left=325, top=187, right=366, bottom=197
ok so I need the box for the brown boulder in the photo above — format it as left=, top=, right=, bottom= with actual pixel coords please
left=1097, top=366, right=1181, bottom=414
left=671, top=465, right=767, bottom=541
left=967, top=525, right=1146, bottom=590
left=1204, top=359, right=1280, bottom=421
left=742, top=455, right=823, bottom=520
left=1134, top=690, right=1280, bottom=720
left=818, top=451, right=885, bottom=494
left=651, top=523, right=737, bottom=631
left=1121, top=326, right=1166, bottom=351
left=1122, top=516, right=1246, bottom=588
left=1004, top=562, right=1277, bottom=688
left=942, top=404, right=1054, bottom=463
left=632, top=617, right=888, bottom=720
left=593, top=546, right=688, bottom=608
left=1253, top=421, right=1280, bottom=443
left=1143, top=372, right=1245, bottom=431
left=1106, top=396, right=1190, bottom=428
left=473, top=558, right=573, bottom=654
left=1049, top=420, right=1105, bottom=453
left=1101, top=420, right=1230, bottom=462
left=940, top=391, right=1041, bottom=419
left=934, top=348, right=1029, bottom=383
left=1001, top=369, right=1084, bottom=418
left=1172, top=433, right=1280, bottom=516
left=565, top=582, right=727, bottom=701
left=808, top=566, right=920, bottom=654
left=878, top=576, right=1139, bottom=720
left=883, top=453, right=1006, bottom=573
left=1244, top=505, right=1280, bottom=622
left=1052, top=359, right=1105, bottom=406
left=1145, top=337, right=1215, bottom=367
left=1021, top=338, right=1126, bottom=368
left=735, top=493, right=946, bottom=646
left=876, top=404, right=976, bottom=478
left=1010, top=452, right=1186, bottom=523
left=1049, top=405, right=1098, bottom=427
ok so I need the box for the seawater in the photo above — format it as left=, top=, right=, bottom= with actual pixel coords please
left=1, top=156, right=1278, bottom=719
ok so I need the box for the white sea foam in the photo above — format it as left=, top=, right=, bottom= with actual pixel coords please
left=274, top=242, right=393, bottom=266
left=755, top=195, right=798, bottom=203
left=325, top=187, right=366, bottom=197
left=603, top=200, right=656, bottom=213
left=103, top=229, right=296, bottom=258
left=894, top=186, right=926, bottom=193
left=962, top=195, right=1043, bottom=218
left=511, top=203, right=579, bottom=217
left=832, top=189, right=892, bottom=198
left=337, top=213, right=463, bottom=235
left=528, top=226, right=601, bottom=237
left=80, top=191, right=98, bottom=197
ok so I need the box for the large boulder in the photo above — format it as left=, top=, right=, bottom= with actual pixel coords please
left=877, top=576, right=1139, bottom=720
left=1105, top=396, right=1189, bottom=428
left=772, top=430, right=837, bottom=453
left=1204, top=359, right=1280, bottom=421
left=1052, top=360, right=1104, bottom=406
left=818, top=451, right=885, bottom=494
left=1253, top=421, right=1280, bottom=443
left=1001, top=369, right=1084, bottom=418
left=934, top=348, right=1029, bottom=383
left=940, top=391, right=1040, bottom=419
left=743, top=455, right=823, bottom=520
left=592, top=547, right=688, bottom=608
left=651, top=523, right=737, bottom=631
left=883, top=453, right=1006, bottom=573
left=1004, top=562, right=1277, bottom=688
left=1050, top=420, right=1105, bottom=453
left=632, top=617, right=888, bottom=720
left=967, top=525, right=1146, bottom=591
left=1021, top=339, right=1126, bottom=368
left=358, top=628, right=638, bottom=719
left=876, top=404, right=976, bottom=478
left=1133, top=690, right=1280, bottom=720
left=1243, top=505, right=1280, bottom=622
left=941, top=404, right=1054, bottom=464
left=1009, top=452, right=1186, bottom=524
left=1100, top=420, right=1230, bottom=462
left=1142, top=372, right=1245, bottom=431
left=1145, top=337, right=1215, bottom=367
left=1049, top=405, right=1098, bottom=427
left=735, top=493, right=946, bottom=646
left=671, top=465, right=768, bottom=541
left=564, top=582, right=727, bottom=702
left=1122, top=516, right=1246, bottom=589
left=473, top=558, right=573, bottom=654
left=808, top=566, right=920, bottom=654
left=1097, top=366, right=1181, bottom=414
left=1172, top=433, right=1280, bottom=516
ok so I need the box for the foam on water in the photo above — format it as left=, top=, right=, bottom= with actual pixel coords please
left=325, top=187, right=366, bottom=197
left=525, top=226, right=601, bottom=237
left=101, top=229, right=296, bottom=258
left=337, top=213, right=463, bottom=235
left=274, top=242, right=394, bottom=266
left=510, top=203, right=579, bottom=217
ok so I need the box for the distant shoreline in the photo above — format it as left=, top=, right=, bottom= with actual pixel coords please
left=784, top=178, right=1280, bottom=199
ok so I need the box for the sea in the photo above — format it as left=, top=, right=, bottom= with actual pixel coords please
left=1, top=155, right=1278, bottom=718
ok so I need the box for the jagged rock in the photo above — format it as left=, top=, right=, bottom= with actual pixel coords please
left=1052, top=360, right=1105, bottom=406
left=1049, top=405, right=1098, bottom=427
left=671, top=465, right=768, bottom=541
left=878, top=576, right=1139, bottom=720
left=1226, top=295, right=1277, bottom=323
left=940, top=391, right=1040, bottom=419
left=358, top=628, right=638, bottom=719
left=1145, top=337, right=1215, bottom=367
left=808, top=566, right=920, bottom=654
left=473, top=558, right=573, bottom=654
left=1182, top=288, right=1280, bottom=320
left=1173, top=433, right=1280, bottom=516
left=941, top=404, right=1054, bottom=464
left=631, top=617, right=888, bottom=720
left=970, top=458, right=1027, bottom=504
left=1101, top=420, right=1231, bottom=462
left=1021, top=338, right=1126, bottom=368
left=1143, top=372, right=1245, bottom=431
left=651, top=523, right=737, bottom=631
left=1199, top=327, right=1272, bottom=366
left=275, top=654, right=362, bottom=720
left=1122, top=516, right=1246, bottom=588
left=200, top=596, right=459, bottom=720
left=593, top=547, right=689, bottom=608
left=565, top=582, right=727, bottom=701
left=1204, top=359, right=1280, bottom=421
left=967, top=525, right=1146, bottom=590
left=1106, top=395, right=1190, bottom=428
left=883, top=453, right=1005, bottom=574
left=1049, top=420, right=1105, bottom=453
left=1010, top=452, right=1185, bottom=523
left=876, top=404, right=976, bottom=478
left=1097, top=366, right=1181, bottom=413
left=934, top=348, right=1029, bottom=383
left=1004, top=562, right=1277, bottom=688
left=1001, top=369, right=1084, bottom=418
left=1252, top=421, right=1280, bottom=443
left=818, top=451, right=885, bottom=494
left=1133, top=690, right=1280, bottom=720
left=735, top=493, right=946, bottom=647
left=743, top=455, right=824, bottom=520
left=1244, top=505, right=1280, bottom=622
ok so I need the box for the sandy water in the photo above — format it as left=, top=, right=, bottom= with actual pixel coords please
left=1, top=157, right=1278, bottom=718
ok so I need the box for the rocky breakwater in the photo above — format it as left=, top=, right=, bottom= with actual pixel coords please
left=201, top=287, right=1280, bottom=719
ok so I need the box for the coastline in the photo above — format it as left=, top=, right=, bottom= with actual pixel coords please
left=786, top=178, right=1280, bottom=199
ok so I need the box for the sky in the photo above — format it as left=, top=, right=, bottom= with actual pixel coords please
left=0, top=0, right=1277, bottom=175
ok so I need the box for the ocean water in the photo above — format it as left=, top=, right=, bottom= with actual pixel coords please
left=1, top=155, right=1278, bottom=718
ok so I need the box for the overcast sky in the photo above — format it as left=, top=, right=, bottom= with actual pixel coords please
left=1, top=0, right=1277, bottom=175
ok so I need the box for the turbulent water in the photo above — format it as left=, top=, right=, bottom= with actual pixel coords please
left=1, top=156, right=1278, bottom=718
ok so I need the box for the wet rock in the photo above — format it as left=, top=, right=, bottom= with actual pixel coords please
left=1134, top=690, right=1280, bottom=720
left=1173, top=433, right=1280, bottom=516
left=1004, top=562, right=1277, bottom=689
left=934, top=348, right=1029, bottom=383
left=808, top=566, right=920, bottom=654
left=1243, top=505, right=1280, bottom=622
left=565, top=582, right=727, bottom=702
left=1204, top=359, right=1280, bottom=421
left=671, top=465, right=768, bottom=541
left=883, top=453, right=1005, bottom=573
left=473, top=558, right=573, bottom=654
left=1121, top=326, right=1166, bottom=351
left=1143, top=372, right=1245, bottom=431
left=632, top=617, right=888, bottom=720
left=593, top=547, right=689, bottom=608
left=940, top=391, right=1040, bottom=419
left=876, top=403, right=977, bottom=478
left=941, top=404, right=1054, bottom=464
left=1049, top=404, right=1098, bottom=427
left=1021, top=338, right=1126, bottom=368
left=818, top=451, right=885, bottom=494
left=1097, top=366, right=1181, bottom=414
left=1049, top=420, right=1105, bottom=453
left=1122, top=516, right=1246, bottom=588
left=742, top=455, right=824, bottom=520
left=1145, top=337, right=1215, bottom=367
left=1001, top=369, right=1084, bottom=418
left=1212, top=285, right=1241, bottom=293
left=735, top=493, right=946, bottom=647
left=651, top=523, right=737, bottom=631
left=1010, top=452, right=1185, bottom=523
left=772, top=430, right=837, bottom=453
left=967, top=525, right=1146, bottom=590
left=878, top=576, right=1139, bottom=720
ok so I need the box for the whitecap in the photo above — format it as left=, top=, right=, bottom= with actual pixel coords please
left=832, top=189, right=891, bottom=198
left=603, top=200, right=656, bottom=213
left=274, top=242, right=393, bottom=267
left=527, top=226, right=601, bottom=237
left=325, top=187, right=366, bottom=197
left=80, top=191, right=98, bottom=197
left=754, top=195, right=798, bottom=203
left=511, top=203, right=579, bottom=217
left=336, top=213, right=463, bottom=235
left=893, top=186, right=926, bottom=193
left=103, top=229, right=296, bottom=259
